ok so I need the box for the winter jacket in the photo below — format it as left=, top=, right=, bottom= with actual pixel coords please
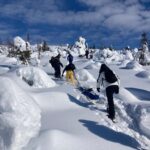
left=97, top=72, right=120, bottom=89
left=62, top=63, right=76, bottom=75
left=67, top=54, right=73, bottom=63
left=50, top=56, right=63, bottom=69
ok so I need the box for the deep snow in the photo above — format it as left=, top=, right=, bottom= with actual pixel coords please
left=0, top=45, right=150, bottom=150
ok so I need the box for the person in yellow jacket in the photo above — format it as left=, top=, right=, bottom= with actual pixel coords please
left=62, top=62, right=76, bottom=85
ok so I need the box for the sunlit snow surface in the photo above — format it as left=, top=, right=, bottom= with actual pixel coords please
left=0, top=46, right=150, bottom=150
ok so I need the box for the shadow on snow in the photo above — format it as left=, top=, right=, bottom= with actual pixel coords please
left=126, top=87, right=150, bottom=101
left=79, top=119, right=141, bottom=150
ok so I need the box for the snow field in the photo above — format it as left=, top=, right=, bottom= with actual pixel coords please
left=0, top=43, right=150, bottom=150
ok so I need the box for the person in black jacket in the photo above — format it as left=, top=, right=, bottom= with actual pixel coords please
left=50, top=54, right=63, bottom=78
left=85, top=49, right=89, bottom=59
left=62, top=62, right=76, bottom=85
left=97, top=64, right=120, bottom=121
left=67, top=51, right=73, bottom=63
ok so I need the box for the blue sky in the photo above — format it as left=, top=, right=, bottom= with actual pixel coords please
left=0, top=0, right=150, bottom=49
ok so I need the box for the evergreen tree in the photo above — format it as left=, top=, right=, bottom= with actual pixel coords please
left=140, top=32, right=148, bottom=47
left=42, top=40, right=49, bottom=51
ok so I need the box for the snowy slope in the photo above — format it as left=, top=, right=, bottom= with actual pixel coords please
left=0, top=51, right=150, bottom=150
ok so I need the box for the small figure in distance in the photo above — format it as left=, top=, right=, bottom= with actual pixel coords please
left=67, top=51, right=73, bottom=64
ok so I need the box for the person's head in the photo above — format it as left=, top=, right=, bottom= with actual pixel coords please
left=100, top=63, right=110, bottom=73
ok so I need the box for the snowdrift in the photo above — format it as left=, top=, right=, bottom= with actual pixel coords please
left=76, top=69, right=96, bottom=88
left=0, top=77, right=41, bottom=150
left=93, top=49, right=124, bottom=63
left=125, top=61, right=144, bottom=71
left=136, top=71, right=150, bottom=78
left=16, top=67, right=57, bottom=88
left=0, top=55, right=17, bottom=65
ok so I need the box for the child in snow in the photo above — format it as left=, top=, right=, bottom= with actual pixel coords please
left=62, top=61, right=76, bottom=85
left=97, top=63, right=120, bottom=121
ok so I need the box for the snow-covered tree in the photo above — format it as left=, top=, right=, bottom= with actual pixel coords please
left=13, top=36, right=31, bottom=64
left=138, top=33, right=150, bottom=65
left=73, top=36, right=87, bottom=56
left=140, top=32, right=148, bottom=48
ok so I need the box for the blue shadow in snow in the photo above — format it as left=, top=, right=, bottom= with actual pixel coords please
left=126, top=87, right=150, bottom=101
left=79, top=119, right=141, bottom=149
left=68, top=94, right=107, bottom=112
left=68, top=94, right=90, bottom=108
left=0, top=65, right=12, bottom=69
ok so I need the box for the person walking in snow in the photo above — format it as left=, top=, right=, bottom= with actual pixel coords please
left=50, top=54, right=63, bottom=78
left=67, top=51, right=73, bottom=63
left=97, top=63, right=120, bottom=121
left=62, top=61, right=76, bottom=85
left=85, top=49, right=89, bottom=59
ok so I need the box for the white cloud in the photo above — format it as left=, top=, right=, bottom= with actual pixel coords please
left=0, top=0, right=149, bottom=34
left=104, top=13, right=142, bottom=31
left=78, top=0, right=112, bottom=7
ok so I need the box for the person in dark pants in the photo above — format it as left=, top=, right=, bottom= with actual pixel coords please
left=97, top=64, right=120, bottom=121
left=50, top=54, right=63, bottom=78
left=85, top=49, right=89, bottom=59
left=67, top=51, right=73, bottom=63
left=106, top=85, right=119, bottom=120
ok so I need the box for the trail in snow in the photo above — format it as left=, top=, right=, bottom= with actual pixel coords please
left=53, top=77, right=150, bottom=150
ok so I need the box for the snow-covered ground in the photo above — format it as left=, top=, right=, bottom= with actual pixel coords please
left=0, top=45, right=150, bottom=150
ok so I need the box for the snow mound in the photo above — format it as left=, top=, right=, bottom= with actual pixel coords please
left=76, top=69, right=96, bottom=88
left=117, top=87, right=139, bottom=103
left=119, top=60, right=131, bottom=68
left=0, top=77, right=41, bottom=150
left=26, top=129, right=79, bottom=150
left=93, top=49, right=123, bottom=63
left=140, top=113, right=150, bottom=138
left=77, top=59, right=94, bottom=70
left=0, top=55, right=17, bottom=65
left=36, top=92, right=79, bottom=111
left=76, top=69, right=96, bottom=82
left=124, top=50, right=134, bottom=60
left=125, top=61, right=144, bottom=71
left=16, top=67, right=56, bottom=88
left=94, top=62, right=101, bottom=67
left=85, top=63, right=99, bottom=69
left=0, top=67, right=9, bottom=75
left=136, top=71, right=150, bottom=78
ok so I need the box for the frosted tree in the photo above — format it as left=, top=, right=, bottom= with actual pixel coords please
left=74, top=36, right=87, bottom=56
left=138, top=33, right=150, bottom=65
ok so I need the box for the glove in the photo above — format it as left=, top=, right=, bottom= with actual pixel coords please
left=97, top=88, right=100, bottom=92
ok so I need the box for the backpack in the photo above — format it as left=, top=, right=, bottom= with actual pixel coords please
left=104, top=70, right=118, bottom=83
left=49, top=57, right=55, bottom=67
